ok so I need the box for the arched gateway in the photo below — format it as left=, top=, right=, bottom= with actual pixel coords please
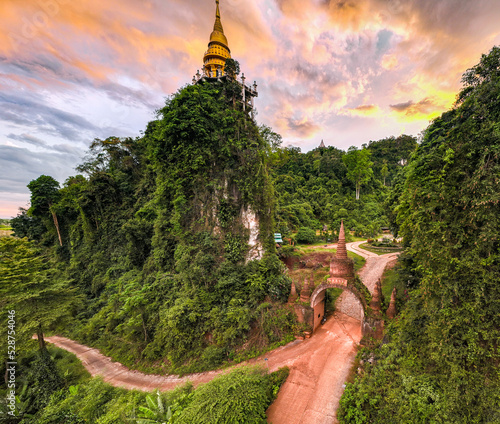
left=288, top=221, right=383, bottom=337
left=309, top=277, right=369, bottom=331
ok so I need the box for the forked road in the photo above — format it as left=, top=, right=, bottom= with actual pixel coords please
left=45, top=242, right=399, bottom=424
left=348, top=241, right=400, bottom=293
left=266, top=241, right=400, bottom=424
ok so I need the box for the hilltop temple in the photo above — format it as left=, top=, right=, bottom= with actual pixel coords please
left=192, top=0, right=258, bottom=118
left=202, top=0, right=231, bottom=78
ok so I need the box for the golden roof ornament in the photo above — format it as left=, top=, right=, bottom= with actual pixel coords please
left=209, top=0, right=229, bottom=47
left=203, top=0, right=231, bottom=77
left=195, top=0, right=258, bottom=119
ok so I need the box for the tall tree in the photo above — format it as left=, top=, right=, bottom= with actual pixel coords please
left=224, top=58, right=241, bottom=108
left=10, top=207, right=46, bottom=241
left=224, top=58, right=240, bottom=79
left=27, top=175, right=63, bottom=246
left=342, top=146, right=373, bottom=200
left=0, top=237, right=81, bottom=351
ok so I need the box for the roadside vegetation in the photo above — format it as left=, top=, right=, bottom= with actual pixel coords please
left=3, top=345, right=288, bottom=424
left=338, top=46, right=500, bottom=424
left=358, top=237, right=403, bottom=255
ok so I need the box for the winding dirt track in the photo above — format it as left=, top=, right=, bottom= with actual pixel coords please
left=266, top=242, right=399, bottom=424
left=45, top=242, right=399, bottom=424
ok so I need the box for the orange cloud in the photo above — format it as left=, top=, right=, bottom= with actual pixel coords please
left=348, top=104, right=380, bottom=117
left=274, top=114, right=321, bottom=139
left=389, top=96, right=449, bottom=122
left=381, top=54, right=398, bottom=70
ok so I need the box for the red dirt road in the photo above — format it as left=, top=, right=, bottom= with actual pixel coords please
left=44, top=335, right=223, bottom=391
left=45, top=242, right=398, bottom=423
left=266, top=242, right=399, bottom=424
left=45, top=313, right=359, bottom=395
left=348, top=241, right=401, bottom=293
left=266, top=313, right=361, bottom=424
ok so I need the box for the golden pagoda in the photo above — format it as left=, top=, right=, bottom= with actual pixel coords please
left=203, top=0, right=231, bottom=77
left=192, top=0, right=258, bottom=118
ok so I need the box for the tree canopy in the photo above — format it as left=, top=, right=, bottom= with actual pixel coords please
left=0, top=237, right=81, bottom=352
left=342, top=146, right=374, bottom=200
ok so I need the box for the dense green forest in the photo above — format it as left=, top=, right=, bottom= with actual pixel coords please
left=4, top=79, right=296, bottom=375
left=4, top=45, right=499, bottom=423
left=0, top=68, right=410, bottom=420
left=272, top=134, right=416, bottom=238
left=339, top=46, right=500, bottom=423
left=3, top=75, right=411, bottom=368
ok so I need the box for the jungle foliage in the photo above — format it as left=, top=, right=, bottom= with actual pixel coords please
left=272, top=134, right=416, bottom=239
left=3, top=57, right=418, bottom=421
left=5, top=81, right=297, bottom=379
left=15, top=364, right=287, bottom=424
left=4, top=75, right=412, bottom=380
left=338, top=46, right=500, bottom=423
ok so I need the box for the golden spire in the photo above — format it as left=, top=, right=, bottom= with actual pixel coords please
left=214, top=0, right=223, bottom=32
left=203, top=0, right=231, bottom=77
left=210, top=0, right=228, bottom=46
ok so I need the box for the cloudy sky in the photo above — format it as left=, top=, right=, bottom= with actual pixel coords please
left=1, top=0, right=500, bottom=218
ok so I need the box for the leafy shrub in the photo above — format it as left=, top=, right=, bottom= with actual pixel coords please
left=295, top=227, right=317, bottom=244
left=32, top=377, right=193, bottom=424
left=268, top=366, right=290, bottom=402
left=177, top=366, right=273, bottom=424
left=253, top=303, right=295, bottom=348
left=278, top=244, right=296, bottom=259
left=22, top=350, right=64, bottom=415
left=370, top=241, right=398, bottom=248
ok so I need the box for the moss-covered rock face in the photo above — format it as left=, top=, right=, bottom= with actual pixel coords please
left=7, top=79, right=293, bottom=376
left=147, top=82, right=275, bottom=269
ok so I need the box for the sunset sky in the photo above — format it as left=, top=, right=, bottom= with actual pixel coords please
left=1, top=0, right=500, bottom=218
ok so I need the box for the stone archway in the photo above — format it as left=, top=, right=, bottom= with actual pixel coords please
left=309, top=278, right=369, bottom=332
left=287, top=220, right=384, bottom=338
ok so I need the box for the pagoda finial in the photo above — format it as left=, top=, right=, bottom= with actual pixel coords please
left=370, top=280, right=382, bottom=314
left=203, top=0, right=230, bottom=77
left=300, top=277, right=312, bottom=302
left=328, top=219, right=355, bottom=279
left=213, top=0, right=224, bottom=34
left=336, top=220, right=348, bottom=260
left=288, top=282, right=298, bottom=304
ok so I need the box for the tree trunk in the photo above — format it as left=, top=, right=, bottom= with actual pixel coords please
left=51, top=211, right=63, bottom=246
left=4, top=361, right=8, bottom=386
left=356, top=183, right=360, bottom=200
left=37, top=324, right=47, bottom=352
left=49, top=204, right=63, bottom=246
left=141, top=312, right=148, bottom=342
